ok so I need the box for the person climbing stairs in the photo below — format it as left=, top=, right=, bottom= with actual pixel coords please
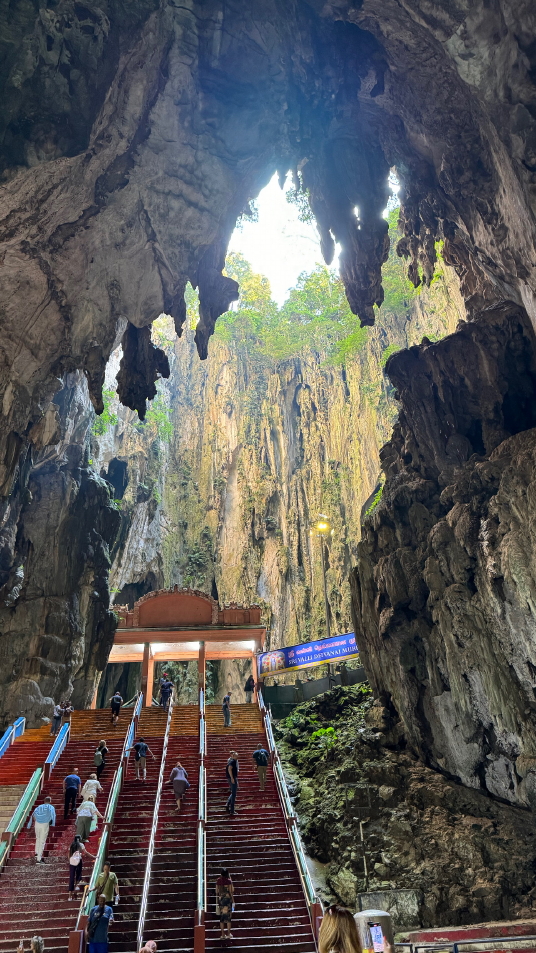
left=140, top=705, right=200, bottom=952
left=0, top=709, right=125, bottom=953
left=205, top=703, right=316, bottom=952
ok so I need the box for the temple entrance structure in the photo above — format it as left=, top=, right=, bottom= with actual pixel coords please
left=101, top=587, right=266, bottom=706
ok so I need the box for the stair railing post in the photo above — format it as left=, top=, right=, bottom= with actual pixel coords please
left=195, top=687, right=206, bottom=953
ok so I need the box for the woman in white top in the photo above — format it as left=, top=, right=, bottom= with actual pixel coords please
left=75, top=795, right=103, bottom=842
left=81, top=774, right=103, bottom=801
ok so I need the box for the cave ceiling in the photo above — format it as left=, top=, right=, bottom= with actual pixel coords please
left=0, top=0, right=535, bottom=496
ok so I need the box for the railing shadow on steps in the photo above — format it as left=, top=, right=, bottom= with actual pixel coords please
left=258, top=689, right=324, bottom=944
left=68, top=692, right=143, bottom=953
left=195, top=688, right=207, bottom=953
left=136, top=695, right=175, bottom=951
left=0, top=718, right=74, bottom=872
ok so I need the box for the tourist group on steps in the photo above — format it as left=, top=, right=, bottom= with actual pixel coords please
left=18, top=674, right=363, bottom=953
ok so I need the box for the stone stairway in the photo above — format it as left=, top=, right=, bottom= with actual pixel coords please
left=142, top=706, right=200, bottom=952
left=106, top=706, right=168, bottom=953
left=0, top=710, right=125, bottom=953
left=205, top=704, right=316, bottom=953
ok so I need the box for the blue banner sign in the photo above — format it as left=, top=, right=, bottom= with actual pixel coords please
left=258, top=632, right=359, bottom=677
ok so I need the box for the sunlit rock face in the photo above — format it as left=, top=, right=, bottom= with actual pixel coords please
left=0, top=0, right=536, bottom=733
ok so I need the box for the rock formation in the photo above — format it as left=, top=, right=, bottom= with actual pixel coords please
left=0, top=0, right=535, bottom=806
left=277, top=685, right=536, bottom=927
left=89, top=235, right=461, bottom=701
left=352, top=304, right=536, bottom=807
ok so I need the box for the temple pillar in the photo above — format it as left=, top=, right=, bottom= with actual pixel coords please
left=141, top=642, right=154, bottom=707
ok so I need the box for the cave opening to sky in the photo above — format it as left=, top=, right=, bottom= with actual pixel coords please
left=227, top=172, right=327, bottom=306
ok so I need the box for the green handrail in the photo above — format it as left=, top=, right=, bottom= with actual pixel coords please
left=77, top=763, right=122, bottom=923
left=81, top=828, right=110, bottom=917
left=4, top=768, right=43, bottom=839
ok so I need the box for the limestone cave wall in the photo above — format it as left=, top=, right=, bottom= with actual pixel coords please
left=91, top=249, right=462, bottom=702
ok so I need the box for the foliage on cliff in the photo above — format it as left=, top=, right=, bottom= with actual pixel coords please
left=276, top=685, right=536, bottom=927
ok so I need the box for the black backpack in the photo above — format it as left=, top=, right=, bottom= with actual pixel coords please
left=254, top=749, right=268, bottom=766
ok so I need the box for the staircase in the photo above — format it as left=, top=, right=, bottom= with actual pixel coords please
left=105, top=706, right=168, bottom=953
left=205, top=704, right=316, bottom=953
left=141, top=706, right=200, bottom=953
left=0, top=710, right=125, bottom=953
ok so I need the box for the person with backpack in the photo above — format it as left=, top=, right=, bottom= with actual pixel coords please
left=127, top=736, right=156, bottom=781
left=225, top=750, right=239, bottom=816
left=252, top=745, right=270, bottom=791
left=63, top=767, right=81, bottom=819
left=222, top=691, right=232, bottom=727
left=109, top=691, right=123, bottom=725
left=160, top=677, right=173, bottom=710
left=86, top=893, right=114, bottom=953
left=94, top=740, right=108, bottom=780
left=68, top=834, right=95, bottom=900
left=244, top=675, right=255, bottom=703
left=96, top=860, right=120, bottom=906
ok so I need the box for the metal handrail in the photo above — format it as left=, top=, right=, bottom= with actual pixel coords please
left=136, top=695, right=174, bottom=951
left=4, top=768, right=43, bottom=840
left=75, top=707, right=134, bottom=929
left=198, top=763, right=206, bottom=822
left=121, top=692, right=142, bottom=767
left=103, top=766, right=123, bottom=828
left=199, top=688, right=205, bottom=717
left=196, top=823, right=206, bottom=912
left=260, top=696, right=322, bottom=933
left=199, top=716, right=205, bottom=758
left=0, top=725, right=14, bottom=760
left=79, top=828, right=110, bottom=920
left=45, top=722, right=70, bottom=772
left=13, top=716, right=26, bottom=739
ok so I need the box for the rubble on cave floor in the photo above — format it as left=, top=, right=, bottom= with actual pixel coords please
left=275, top=685, right=536, bottom=929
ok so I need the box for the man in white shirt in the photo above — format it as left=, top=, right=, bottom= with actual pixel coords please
left=27, top=796, right=56, bottom=862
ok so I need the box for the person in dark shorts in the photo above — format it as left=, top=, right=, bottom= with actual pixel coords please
left=225, top=750, right=239, bottom=815
left=252, top=745, right=270, bottom=791
left=109, top=692, right=123, bottom=725
left=216, top=869, right=234, bottom=941
left=127, top=736, right=156, bottom=780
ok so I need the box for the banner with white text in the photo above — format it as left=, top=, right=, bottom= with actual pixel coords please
left=258, top=632, right=359, bottom=677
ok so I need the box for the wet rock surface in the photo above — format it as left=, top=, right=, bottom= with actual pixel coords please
left=277, top=686, right=536, bottom=927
